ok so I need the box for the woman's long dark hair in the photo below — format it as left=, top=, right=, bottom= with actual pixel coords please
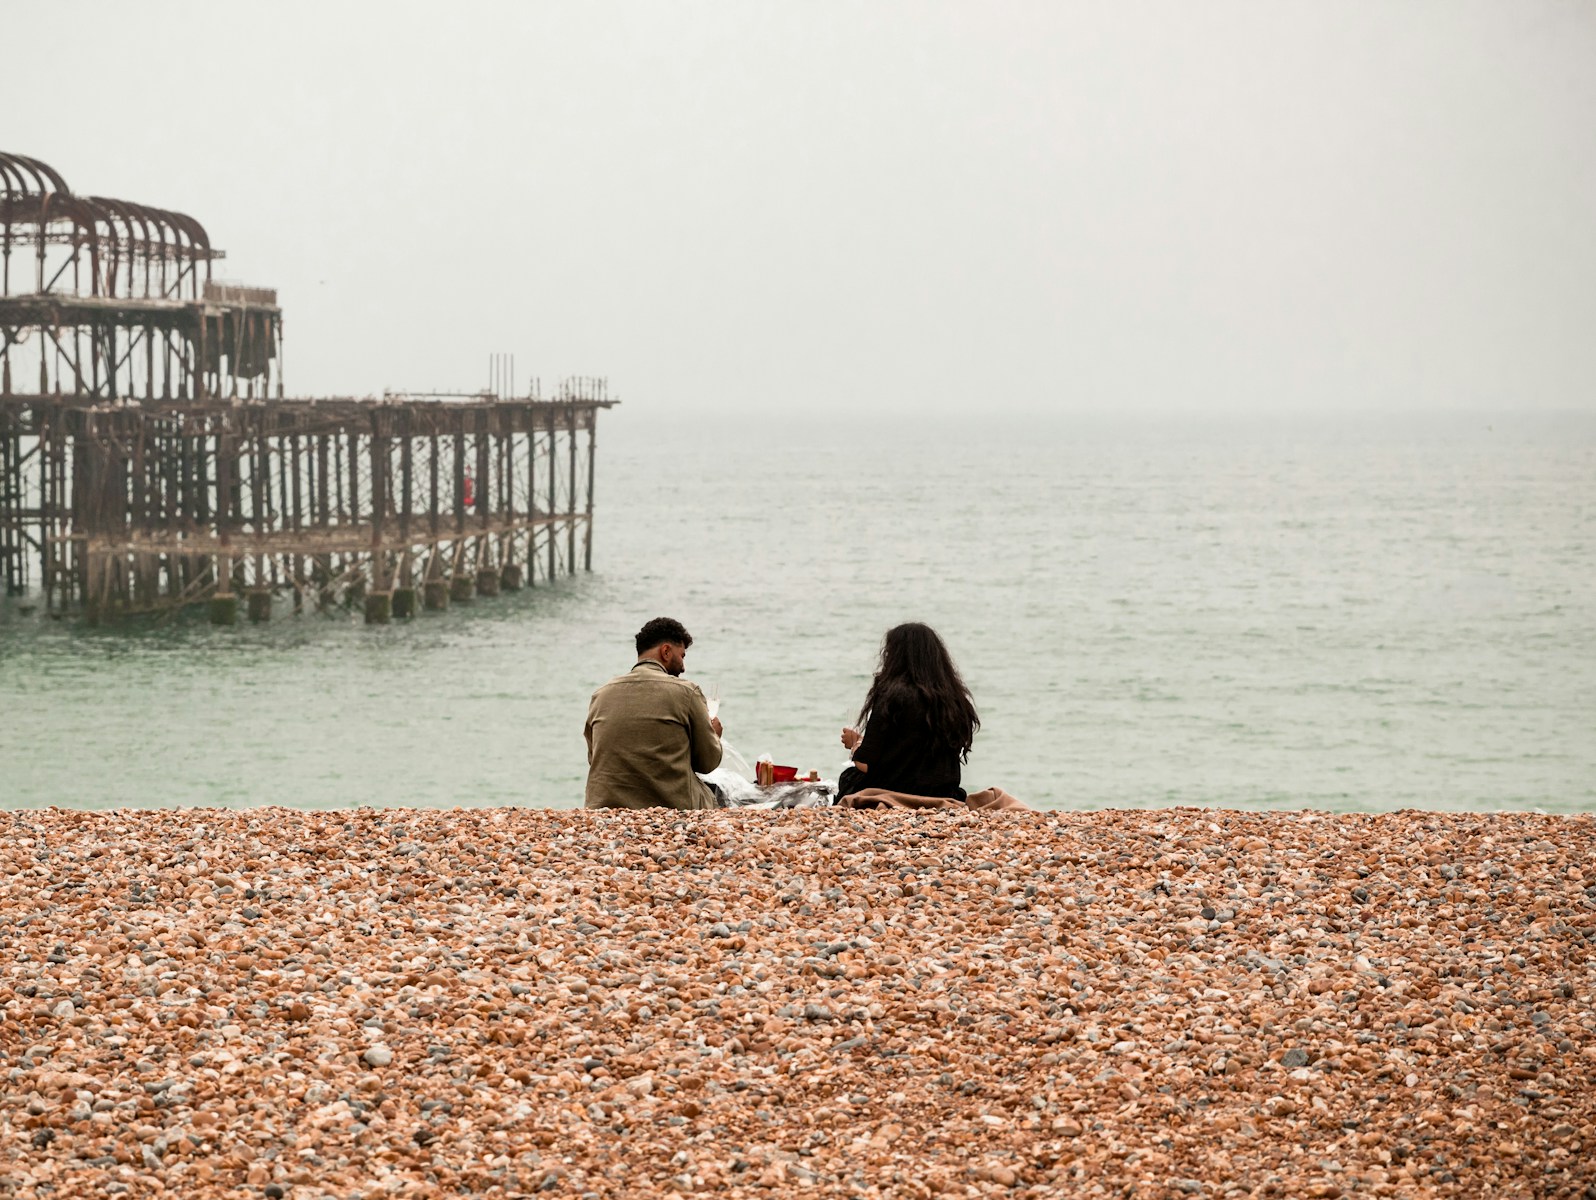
left=857, top=622, right=980, bottom=761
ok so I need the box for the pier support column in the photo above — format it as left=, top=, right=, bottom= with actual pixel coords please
left=246, top=590, right=272, bottom=623
left=364, top=591, right=392, bottom=625
left=424, top=580, right=450, bottom=611
left=476, top=568, right=501, bottom=597
left=500, top=564, right=523, bottom=591
left=392, top=588, right=417, bottom=619
left=209, top=594, right=239, bottom=625
left=450, top=575, right=474, bottom=603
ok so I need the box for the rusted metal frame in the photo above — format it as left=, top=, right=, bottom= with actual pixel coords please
left=106, top=322, right=147, bottom=396
left=286, top=417, right=304, bottom=608
left=37, top=200, right=95, bottom=295
left=346, top=419, right=360, bottom=528
left=93, top=411, right=130, bottom=611
left=73, top=410, right=97, bottom=616
left=46, top=411, right=70, bottom=608
left=166, top=212, right=211, bottom=301
left=211, top=411, right=235, bottom=597
left=475, top=408, right=491, bottom=579
left=36, top=408, right=52, bottom=608
left=566, top=403, right=578, bottom=574
left=331, top=426, right=345, bottom=530
left=0, top=379, right=612, bottom=616
left=33, top=194, right=55, bottom=292
left=499, top=407, right=517, bottom=576
left=139, top=412, right=157, bottom=598
left=194, top=410, right=212, bottom=530
left=41, top=234, right=86, bottom=294
left=426, top=418, right=441, bottom=550
left=68, top=196, right=122, bottom=300
left=421, top=422, right=441, bottom=587
left=0, top=407, right=20, bottom=594
left=159, top=415, right=177, bottom=600
left=271, top=416, right=289, bottom=587
left=397, top=408, right=414, bottom=593
left=159, top=326, right=175, bottom=400
left=248, top=407, right=267, bottom=590
left=368, top=408, right=388, bottom=593
left=40, top=325, right=88, bottom=395
left=0, top=157, right=30, bottom=297
left=87, top=315, right=103, bottom=398
left=452, top=408, right=466, bottom=539
left=141, top=411, right=166, bottom=604
left=449, top=410, right=471, bottom=583
left=330, top=417, right=347, bottom=551
left=127, top=412, right=147, bottom=551
left=156, top=412, right=178, bottom=599
left=314, top=427, right=332, bottom=601
left=107, top=511, right=564, bottom=557
left=195, top=302, right=210, bottom=400
left=77, top=408, right=133, bottom=618
left=584, top=408, right=596, bottom=572
left=50, top=411, right=69, bottom=609
left=88, top=197, right=146, bottom=300
left=546, top=404, right=557, bottom=581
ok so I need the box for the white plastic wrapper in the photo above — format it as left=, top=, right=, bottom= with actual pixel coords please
left=700, top=739, right=836, bottom=809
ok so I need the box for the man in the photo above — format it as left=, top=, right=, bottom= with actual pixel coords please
left=584, top=617, right=724, bottom=810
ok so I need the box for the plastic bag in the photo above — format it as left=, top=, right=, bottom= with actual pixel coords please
left=701, top=739, right=835, bottom=809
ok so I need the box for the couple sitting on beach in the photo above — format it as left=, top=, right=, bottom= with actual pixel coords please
left=584, top=617, right=1018, bottom=811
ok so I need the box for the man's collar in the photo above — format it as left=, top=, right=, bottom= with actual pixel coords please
left=632, top=659, right=668, bottom=674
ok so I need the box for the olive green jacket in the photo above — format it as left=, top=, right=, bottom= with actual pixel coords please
left=584, top=660, right=722, bottom=810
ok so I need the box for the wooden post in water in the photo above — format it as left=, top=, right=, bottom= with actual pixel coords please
left=450, top=408, right=472, bottom=603
left=567, top=403, right=578, bottom=574
left=210, top=412, right=238, bottom=625
left=0, top=398, right=613, bottom=622
left=475, top=407, right=496, bottom=596
left=546, top=404, right=557, bottom=582
left=365, top=408, right=389, bottom=623
left=583, top=408, right=596, bottom=572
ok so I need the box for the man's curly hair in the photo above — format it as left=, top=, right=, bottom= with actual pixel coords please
left=635, top=617, right=693, bottom=656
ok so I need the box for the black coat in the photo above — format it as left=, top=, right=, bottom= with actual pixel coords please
left=842, top=693, right=966, bottom=801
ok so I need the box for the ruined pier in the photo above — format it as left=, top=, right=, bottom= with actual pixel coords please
left=0, top=151, right=615, bottom=623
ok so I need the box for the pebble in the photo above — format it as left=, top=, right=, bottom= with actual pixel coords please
left=0, top=806, right=1591, bottom=1198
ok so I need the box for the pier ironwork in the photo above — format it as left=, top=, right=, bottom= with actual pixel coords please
left=1, top=152, right=615, bottom=623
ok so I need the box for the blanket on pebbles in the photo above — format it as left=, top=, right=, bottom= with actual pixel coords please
left=839, top=786, right=1030, bottom=811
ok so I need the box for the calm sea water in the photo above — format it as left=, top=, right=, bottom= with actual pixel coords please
left=2, top=410, right=1592, bottom=813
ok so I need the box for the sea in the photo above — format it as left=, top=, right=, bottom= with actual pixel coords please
left=2, top=410, right=1592, bottom=813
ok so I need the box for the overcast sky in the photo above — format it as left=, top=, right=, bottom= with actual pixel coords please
left=5, top=1, right=1594, bottom=415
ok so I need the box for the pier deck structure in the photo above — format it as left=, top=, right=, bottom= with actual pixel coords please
left=1, top=152, right=615, bottom=623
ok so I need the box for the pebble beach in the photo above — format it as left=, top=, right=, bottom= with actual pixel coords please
left=2, top=806, right=1593, bottom=1199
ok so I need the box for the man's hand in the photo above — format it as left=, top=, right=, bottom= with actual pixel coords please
left=711, top=716, right=723, bottom=737
left=840, top=726, right=861, bottom=751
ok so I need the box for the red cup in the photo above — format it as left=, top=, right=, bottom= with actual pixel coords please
left=771, top=765, right=798, bottom=783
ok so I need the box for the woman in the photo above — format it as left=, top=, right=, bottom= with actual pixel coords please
left=838, top=623, right=980, bottom=802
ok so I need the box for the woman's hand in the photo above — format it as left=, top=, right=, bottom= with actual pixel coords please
left=840, top=726, right=861, bottom=751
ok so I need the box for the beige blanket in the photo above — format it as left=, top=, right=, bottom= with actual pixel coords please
left=837, top=786, right=1030, bottom=812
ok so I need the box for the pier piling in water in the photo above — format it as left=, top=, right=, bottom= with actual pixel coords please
left=0, top=151, right=617, bottom=622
